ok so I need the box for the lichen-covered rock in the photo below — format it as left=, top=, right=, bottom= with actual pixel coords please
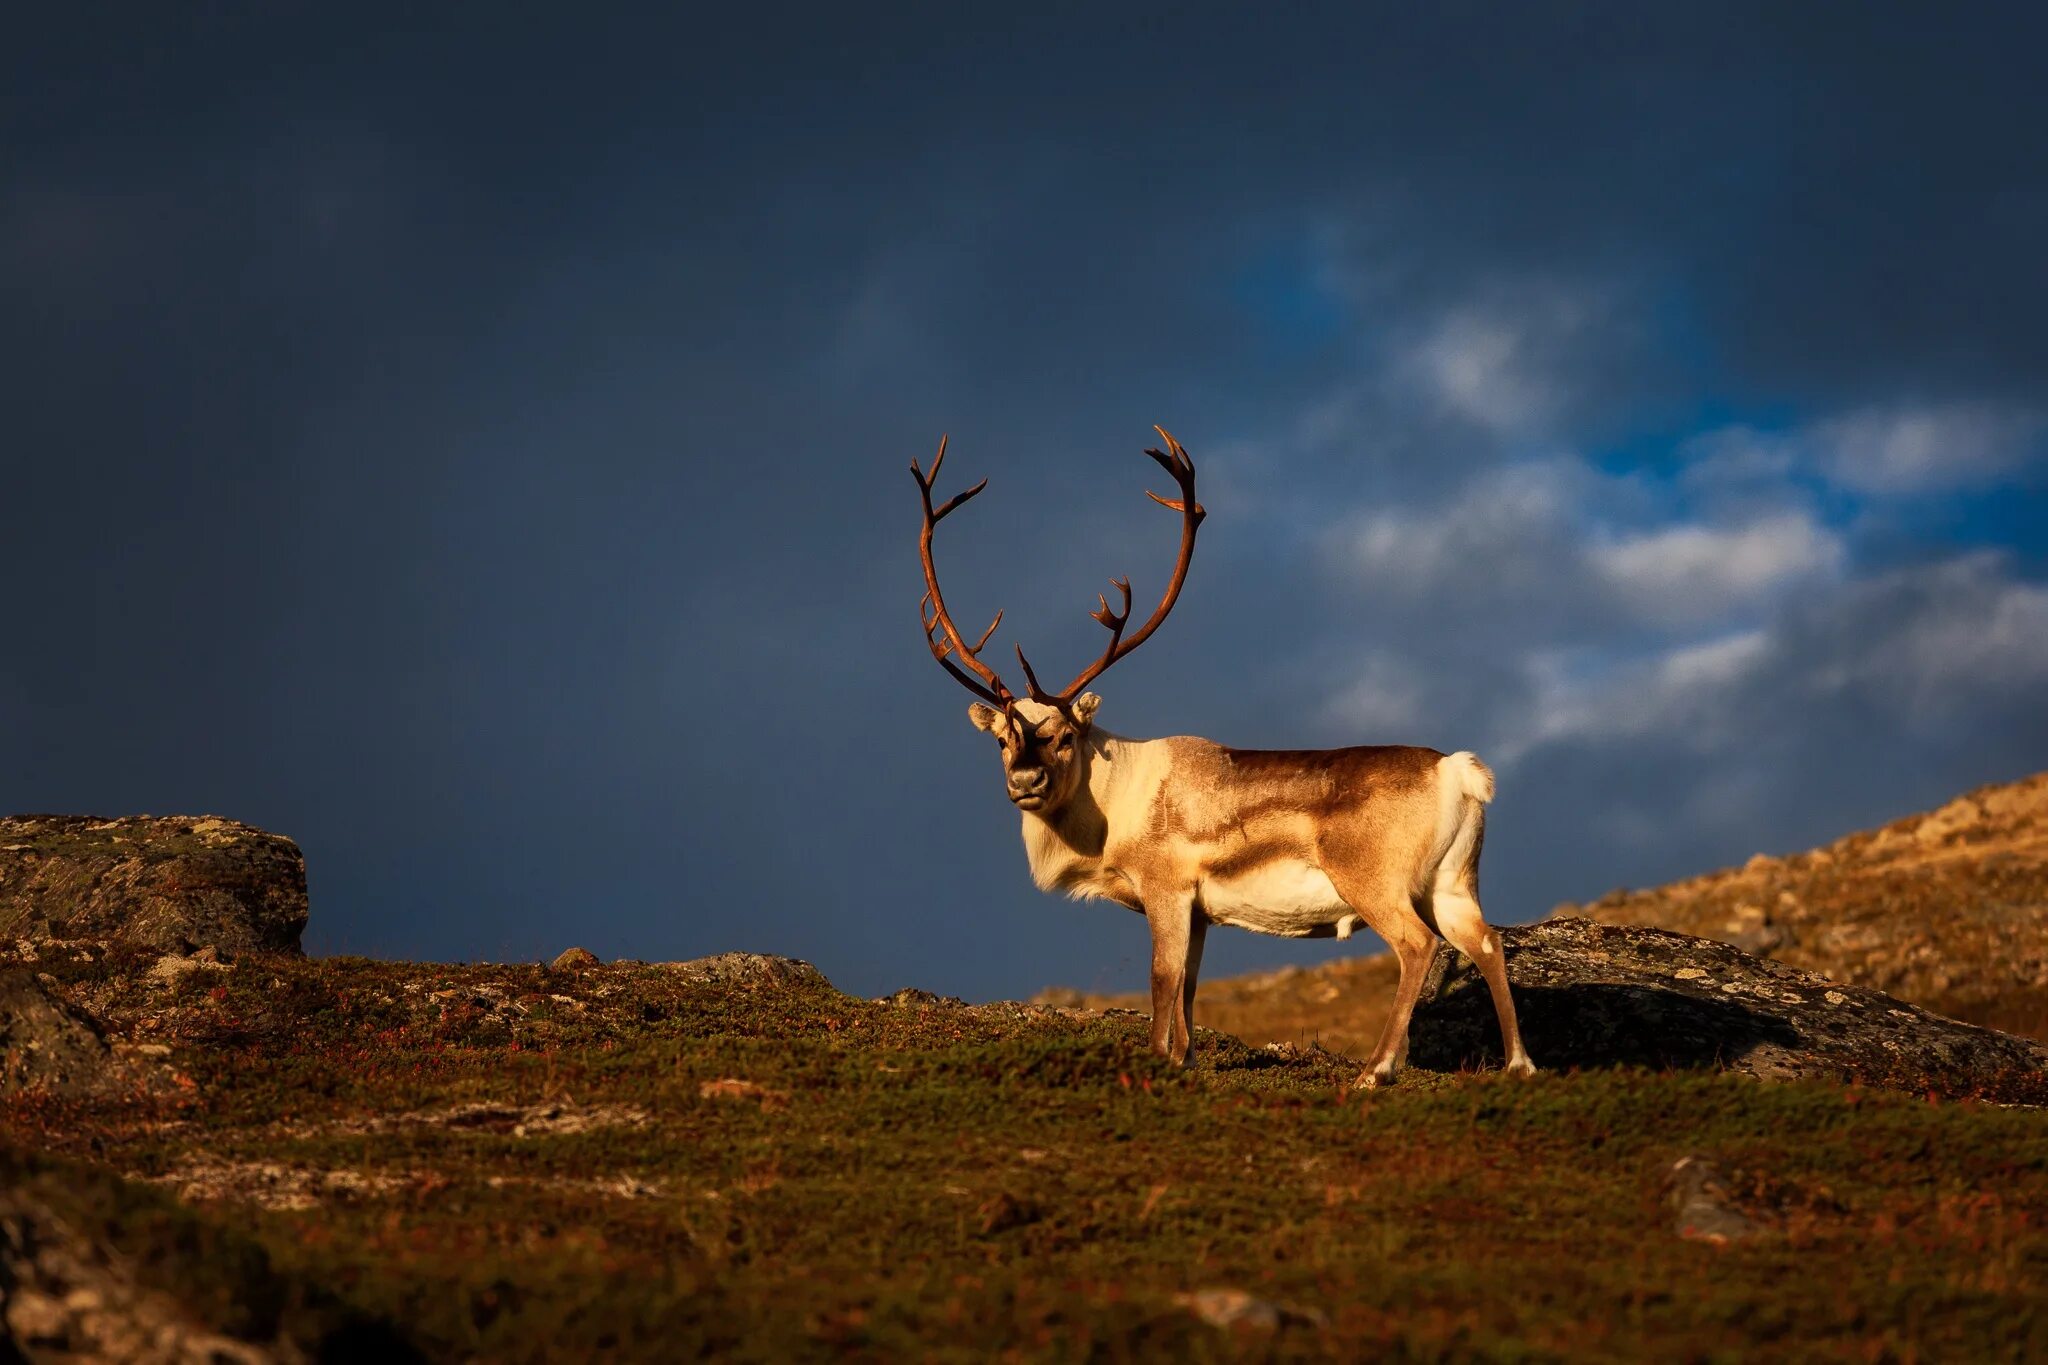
left=0, top=815, right=307, bottom=955
left=1411, top=918, right=2048, bottom=1104
left=0, top=970, right=113, bottom=1094
left=876, top=987, right=966, bottom=1008
left=655, top=952, right=831, bottom=990
left=1554, top=770, right=2048, bottom=1033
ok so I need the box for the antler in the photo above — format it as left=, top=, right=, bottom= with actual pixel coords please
left=911, top=435, right=1016, bottom=707
left=1018, top=426, right=1205, bottom=706
left=912, top=427, right=1204, bottom=715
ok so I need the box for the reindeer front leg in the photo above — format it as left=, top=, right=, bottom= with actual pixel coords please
left=1145, top=895, right=1203, bottom=1065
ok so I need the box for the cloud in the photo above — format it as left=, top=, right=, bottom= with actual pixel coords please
left=1811, top=553, right=2048, bottom=718
left=1322, top=451, right=1838, bottom=631
left=1675, top=425, right=1801, bottom=495
left=1499, top=629, right=1771, bottom=764
left=1323, top=457, right=1585, bottom=600
left=1586, top=513, right=1844, bottom=623
left=1491, top=551, right=2048, bottom=767
left=1320, top=651, right=1429, bottom=734
left=1812, top=403, right=2045, bottom=493
left=1398, top=285, right=1603, bottom=437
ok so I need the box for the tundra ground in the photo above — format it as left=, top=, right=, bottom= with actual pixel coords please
left=5, top=949, right=2046, bottom=1362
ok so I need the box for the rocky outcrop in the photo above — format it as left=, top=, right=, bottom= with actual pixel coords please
left=0, top=816, right=307, bottom=955
left=1557, top=770, right=2048, bottom=1035
left=654, top=952, right=831, bottom=989
left=1412, top=918, right=2048, bottom=1104
left=0, top=971, right=181, bottom=1099
left=0, top=971, right=113, bottom=1095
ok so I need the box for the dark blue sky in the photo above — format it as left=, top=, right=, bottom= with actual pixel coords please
left=6, top=5, right=2046, bottom=999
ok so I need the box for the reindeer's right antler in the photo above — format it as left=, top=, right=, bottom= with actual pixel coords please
left=912, top=435, right=1016, bottom=708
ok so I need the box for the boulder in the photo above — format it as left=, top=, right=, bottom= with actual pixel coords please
left=1411, top=918, right=2048, bottom=1104
left=0, top=815, right=307, bottom=955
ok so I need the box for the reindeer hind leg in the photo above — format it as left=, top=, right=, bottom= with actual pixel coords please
left=1430, top=826, right=1534, bottom=1076
left=1320, top=860, right=1438, bottom=1088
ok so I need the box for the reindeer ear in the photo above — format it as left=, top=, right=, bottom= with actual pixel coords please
left=1071, top=693, right=1102, bottom=726
left=967, top=702, right=1005, bottom=734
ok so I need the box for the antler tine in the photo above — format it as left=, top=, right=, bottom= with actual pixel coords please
left=913, top=435, right=1016, bottom=708
left=972, top=610, right=1003, bottom=653
left=1015, top=645, right=1057, bottom=706
left=920, top=590, right=1003, bottom=702
left=1089, top=576, right=1132, bottom=630
left=1053, top=426, right=1205, bottom=701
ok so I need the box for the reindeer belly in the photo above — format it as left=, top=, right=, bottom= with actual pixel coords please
left=1198, top=862, right=1356, bottom=939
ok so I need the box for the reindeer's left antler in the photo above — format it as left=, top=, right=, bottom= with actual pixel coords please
left=1019, top=426, right=1205, bottom=706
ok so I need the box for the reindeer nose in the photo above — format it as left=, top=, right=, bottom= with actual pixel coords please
left=1008, top=769, right=1048, bottom=796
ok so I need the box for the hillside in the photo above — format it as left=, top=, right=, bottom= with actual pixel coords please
left=1036, top=771, right=2048, bottom=1053
left=1567, top=771, right=2048, bottom=1037
left=4, top=788, right=2047, bottom=1360
left=4, top=945, right=2047, bottom=1361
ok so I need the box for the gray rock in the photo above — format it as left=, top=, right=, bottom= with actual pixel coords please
left=1410, top=918, right=2048, bottom=1104
left=0, top=970, right=113, bottom=1095
left=0, top=815, right=307, bottom=955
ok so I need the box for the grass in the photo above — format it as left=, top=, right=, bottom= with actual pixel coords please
left=7, top=950, right=2048, bottom=1362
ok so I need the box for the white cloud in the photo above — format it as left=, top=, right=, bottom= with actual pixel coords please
left=1322, top=457, right=1585, bottom=598
left=1411, top=313, right=1559, bottom=433
left=1401, top=288, right=1598, bottom=435
left=1488, top=552, right=2048, bottom=769
left=1587, top=513, right=1844, bottom=622
left=1812, top=402, right=2045, bottom=493
left=1499, top=629, right=1771, bottom=763
left=1323, top=454, right=1837, bottom=630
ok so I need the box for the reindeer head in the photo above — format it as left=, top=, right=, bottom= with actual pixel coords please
left=967, top=694, right=1102, bottom=811
left=911, top=427, right=1204, bottom=817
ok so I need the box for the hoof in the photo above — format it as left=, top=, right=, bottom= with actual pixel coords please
left=1504, top=1056, right=1537, bottom=1079
left=1353, top=1066, right=1398, bottom=1090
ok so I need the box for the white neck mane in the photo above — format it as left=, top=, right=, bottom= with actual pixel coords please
left=1018, top=729, right=1170, bottom=909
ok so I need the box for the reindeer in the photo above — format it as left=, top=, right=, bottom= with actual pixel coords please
left=911, top=428, right=1534, bottom=1086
